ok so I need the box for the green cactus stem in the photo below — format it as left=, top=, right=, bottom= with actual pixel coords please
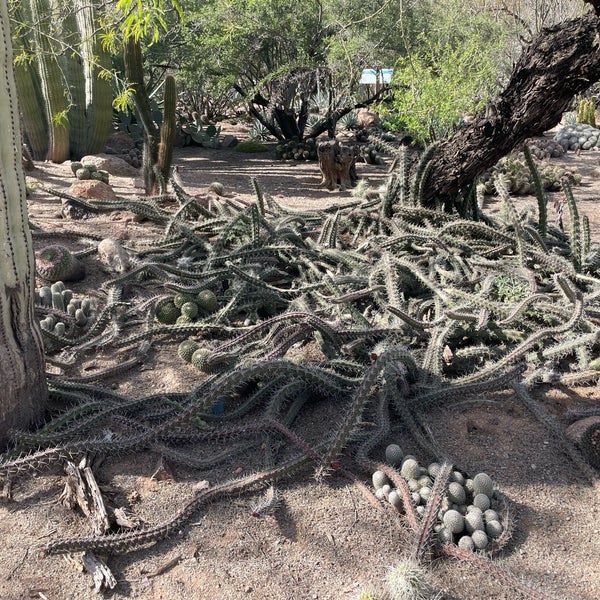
left=157, top=74, right=177, bottom=188
left=27, top=0, right=70, bottom=162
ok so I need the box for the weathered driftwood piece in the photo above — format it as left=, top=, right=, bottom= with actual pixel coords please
left=82, top=552, right=117, bottom=592
left=317, top=139, right=358, bottom=191
left=60, top=459, right=110, bottom=535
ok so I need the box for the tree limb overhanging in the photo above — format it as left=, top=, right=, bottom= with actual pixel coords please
left=422, top=8, right=600, bottom=207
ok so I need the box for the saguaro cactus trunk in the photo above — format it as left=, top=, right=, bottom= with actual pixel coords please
left=0, top=2, right=48, bottom=446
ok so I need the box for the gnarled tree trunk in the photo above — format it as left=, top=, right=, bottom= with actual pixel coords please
left=0, top=2, right=48, bottom=446
left=422, top=6, right=600, bottom=208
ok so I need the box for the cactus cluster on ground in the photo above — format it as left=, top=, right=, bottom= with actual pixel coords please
left=555, top=123, right=600, bottom=151
left=373, top=446, right=507, bottom=555
left=35, top=281, right=95, bottom=352
left=5, top=144, right=600, bottom=596
left=70, top=161, right=109, bottom=183
left=481, top=148, right=580, bottom=195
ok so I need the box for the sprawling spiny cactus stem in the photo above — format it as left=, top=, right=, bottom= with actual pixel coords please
left=561, top=177, right=581, bottom=272
left=43, top=448, right=319, bottom=555
left=523, top=145, right=547, bottom=238
left=512, top=383, right=599, bottom=487
left=412, top=461, right=453, bottom=563
left=157, top=74, right=177, bottom=187
left=441, top=543, right=553, bottom=600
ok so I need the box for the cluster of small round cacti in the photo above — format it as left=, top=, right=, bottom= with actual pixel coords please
left=358, top=143, right=385, bottom=165
left=554, top=123, right=600, bottom=151
left=372, top=445, right=507, bottom=554
left=481, top=152, right=581, bottom=195
left=520, top=137, right=566, bottom=159
left=274, top=138, right=318, bottom=161
left=177, top=339, right=226, bottom=374
left=70, top=161, right=110, bottom=184
left=155, top=289, right=219, bottom=326
left=35, top=281, right=94, bottom=348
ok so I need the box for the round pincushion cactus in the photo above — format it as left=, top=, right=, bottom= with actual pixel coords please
left=447, top=482, right=466, bottom=505
left=401, top=458, right=420, bottom=480
left=442, top=510, right=464, bottom=534
left=180, top=301, right=199, bottom=319
left=385, top=444, right=404, bottom=467
left=388, top=490, right=402, bottom=510
left=471, top=530, right=489, bottom=550
left=173, top=293, right=193, bottom=308
left=178, top=339, right=199, bottom=362
left=473, top=493, right=491, bottom=511
left=458, top=535, right=475, bottom=551
left=36, top=245, right=85, bottom=282
left=372, top=470, right=389, bottom=490
left=208, top=181, right=225, bottom=196
left=472, top=473, right=494, bottom=497
left=580, top=420, right=600, bottom=469
left=485, top=520, right=504, bottom=538
left=191, top=348, right=212, bottom=372
left=464, top=511, right=484, bottom=534
left=155, top=298, right=180, bottom=324
left=197, top=289, right=219, bottom=313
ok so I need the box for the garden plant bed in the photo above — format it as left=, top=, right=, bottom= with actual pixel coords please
left=1, top=134, right=600, bottom=600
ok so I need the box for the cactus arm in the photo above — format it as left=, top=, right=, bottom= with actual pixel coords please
left=123, top=36, right=159, bottom=194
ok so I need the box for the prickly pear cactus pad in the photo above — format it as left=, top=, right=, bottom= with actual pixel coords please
left=374, top=446, right=511, bottom=555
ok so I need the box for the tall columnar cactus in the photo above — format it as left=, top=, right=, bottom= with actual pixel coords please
left=27, top=0, right=70, bottom=163
left=72, top=0, right=113, bottom=156
left=124, top=36, right=160, bottom=194
left=13, top=1, right=113, bottom=162
left=157, top=74, right=177, bottom=188
left=0, top=0, right=48, bottom=444
left=10, top=1, right=49, bottom=160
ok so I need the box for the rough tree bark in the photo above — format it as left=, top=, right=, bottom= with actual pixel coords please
left=422, top=5, right=600, bottom=208
left=0, top=1, right=48, bottom=446
left=317, top=140, right=358, bottom=191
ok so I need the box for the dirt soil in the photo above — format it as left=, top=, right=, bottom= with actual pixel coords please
left=1, top=126, right=600, bottom=600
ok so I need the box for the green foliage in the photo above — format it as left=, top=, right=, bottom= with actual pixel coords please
left=116, top=0, right=183, bottom=43
left=382, top=3, right=505, bottom=144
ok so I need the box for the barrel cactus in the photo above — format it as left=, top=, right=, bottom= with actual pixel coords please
left=35, top=245, right=85, bottom=282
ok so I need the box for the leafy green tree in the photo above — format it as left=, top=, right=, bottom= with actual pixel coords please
left=383, top=1, right=507, bottom=144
